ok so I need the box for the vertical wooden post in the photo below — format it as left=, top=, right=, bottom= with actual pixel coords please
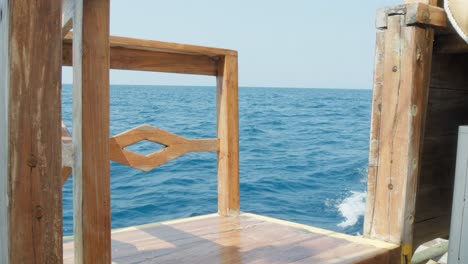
left=364, top=13, right=434, bottom=263
left=72, top=0, right=111, bottom=263
left=216, top=55, right=240, bottom=216
left=0, top=0, right=63, bottom=263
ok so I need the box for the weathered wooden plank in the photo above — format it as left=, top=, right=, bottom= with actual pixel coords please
left=217, top=55, right=240, bottom=216
left=109, top=125, right=218, bottom=171
left=64, top=33, right=237, bottom=57
left=364, top=13, right=434, bottom=262
left=107, top=35, right=237, bottom=57
left=364, top=29, right=385, bottom=237
left=405, top=3, right=447, bottom=27
left=72, top=0, right=111, bottom=262
left=399, top=22, right=434, bottom=258
left=413, top=51, right=468, bottom=248
left=0, top=0, right=63, bottom=262
left=62, top=0, right=73, bottom=38
left=63, top=42, right=220, bottom=76
left=376, top=3, right=447, bottom=29
left=365, top=15, right=404, bottom=244
left=64, top=213, right=399, bottom=264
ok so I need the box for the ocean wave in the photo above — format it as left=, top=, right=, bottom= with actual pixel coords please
left=337, top=191, right=366, bottom=228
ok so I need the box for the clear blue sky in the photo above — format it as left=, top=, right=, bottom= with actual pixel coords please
left=62, top=0, right=402, bottom=89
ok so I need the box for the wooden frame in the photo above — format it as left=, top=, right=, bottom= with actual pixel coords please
left=0, top=0, right=63, bottom=262
left=109, top=125, right=218, bottom=171
left=72, top=0, right=111, bottom=262
left=217, top=56, right=240, bottom=216
left=62, top=34, right=240, bottom=220
left=364, top=2, right=438, bottom=263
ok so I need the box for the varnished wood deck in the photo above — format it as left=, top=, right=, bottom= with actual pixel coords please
left=63, top=213, right=399, bottom=263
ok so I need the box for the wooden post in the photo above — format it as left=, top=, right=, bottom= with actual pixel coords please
left=216, top=55, right=240, bottom=216
left=0, top=0, right=63, bottom=263
left=364, top=11, right=434, bottom=263
left=72, top=0, right=111, bottom=263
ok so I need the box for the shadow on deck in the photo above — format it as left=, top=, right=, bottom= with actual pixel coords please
left=63, top=213, right=399, bottom=264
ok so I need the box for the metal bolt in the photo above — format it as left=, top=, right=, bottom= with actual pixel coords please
left=35, top=206, right=43, bottom=219
left=388, top=183, right=394, bottom=190
left=392, top=66, right=398, bottom=72
left=27, top=154, right=37, bottom=168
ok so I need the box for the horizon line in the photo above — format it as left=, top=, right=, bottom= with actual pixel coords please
left=61, top=83, right=372, bottom=90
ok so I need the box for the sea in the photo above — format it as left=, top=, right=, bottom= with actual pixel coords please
left=61, top=85, right=372, bottom=237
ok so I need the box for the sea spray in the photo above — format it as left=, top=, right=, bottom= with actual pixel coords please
left=337, top=191, right=366, bottom=228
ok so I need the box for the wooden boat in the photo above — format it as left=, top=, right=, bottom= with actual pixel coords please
left=0, top=0, right=467, bottom=263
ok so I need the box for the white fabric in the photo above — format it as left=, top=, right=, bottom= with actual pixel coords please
left=445, top=0, right=468, bottom=43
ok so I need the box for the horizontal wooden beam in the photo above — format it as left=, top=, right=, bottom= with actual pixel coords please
left=377, top=3, right=447, bottom=29
left=64, top=33, right=237, bottom=57
left=109, top=125, right=218, bottom=172
left=62, top=124, right=219, bottom=184
left=63, top=42, right=220, bottom=76
left=107, top=35, right=237, bottom=57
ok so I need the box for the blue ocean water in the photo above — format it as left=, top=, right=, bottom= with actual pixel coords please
left=62, top=85, right=371, bottom=236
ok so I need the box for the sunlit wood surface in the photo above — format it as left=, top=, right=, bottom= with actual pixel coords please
left=63, top=213, right=399, bottom=263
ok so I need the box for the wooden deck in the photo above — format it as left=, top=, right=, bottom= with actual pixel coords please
left=63, top=213, right=399, bottom=263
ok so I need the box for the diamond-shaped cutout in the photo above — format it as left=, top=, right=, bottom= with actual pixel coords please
left=109, top=124, right=218, bottom=171
left=124, top=140, right=166, bottom=156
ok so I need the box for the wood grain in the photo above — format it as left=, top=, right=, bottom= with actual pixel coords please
left=217, top=55, right=240, bottom=216
left=109, top=124, right=218, bottom=171
left=406, top=3, right=447, bottom=27
left=364, top=13, right=434, bottom=262
left=63, top=213, right=399, bottom=264
left=64, top=33, right=237, bottom=57
left=413, top=50, right=468, bottom=248
left=0, top=0, right=63, bottom=262
left=364, top=29, right=385, bottom=237
left=63, top=42, right=220, bottom=76
left=72, top=0, right=111, bottom=262
left=377, top=3, right=447, bottom=29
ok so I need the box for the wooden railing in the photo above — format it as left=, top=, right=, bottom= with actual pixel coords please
left=1, top=0, right=238, bottom=263
left=61, top=1, right=239, bottom=263
left=62, top=124, right=219, bottom=179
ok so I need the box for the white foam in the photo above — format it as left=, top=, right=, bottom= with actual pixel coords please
left=337, top=191, right=366, bottom=228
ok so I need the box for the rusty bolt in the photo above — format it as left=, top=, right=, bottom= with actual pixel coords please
left=388, top=183, right=394, bottom=190
left=27, top=155, right=38, bottom=168
left=35, top=206, right=43, bottom=220
left=392, top=66, right=398, bottom=72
